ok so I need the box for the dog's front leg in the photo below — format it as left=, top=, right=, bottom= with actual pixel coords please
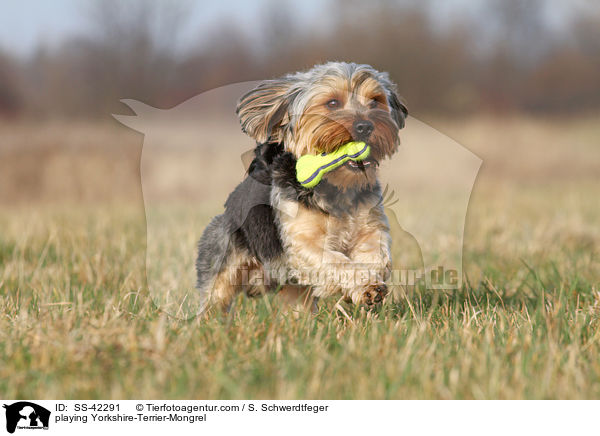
left=282, top=225, right=355, bottom=297
left=344, top=207, right=392, bottom=306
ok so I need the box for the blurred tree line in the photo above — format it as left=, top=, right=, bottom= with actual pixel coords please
left=1, top=0, right=599, bottom=118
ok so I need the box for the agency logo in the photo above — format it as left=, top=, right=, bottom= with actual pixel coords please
left=2, top=402, right=50, bottom=434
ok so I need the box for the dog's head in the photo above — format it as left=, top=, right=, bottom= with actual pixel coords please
left=237, top=62, right=407, bottom=189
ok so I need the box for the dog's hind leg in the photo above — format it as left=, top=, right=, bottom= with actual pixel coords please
left=196, top=214, right=237, bottom=311
left=208, top=249, right=264, bottom=312
left=196, top=214, right=262, bottom=312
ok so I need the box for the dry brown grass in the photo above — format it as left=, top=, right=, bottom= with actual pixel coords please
left=0, top=115, right=599, bottom=398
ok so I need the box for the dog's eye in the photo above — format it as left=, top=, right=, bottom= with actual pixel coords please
left=368, top=99, right=379, bottom=109
left=326, top=99, right=340, bottom=110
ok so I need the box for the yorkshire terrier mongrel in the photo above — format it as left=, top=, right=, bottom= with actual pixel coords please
left=196, top=62, right=407, bottom=311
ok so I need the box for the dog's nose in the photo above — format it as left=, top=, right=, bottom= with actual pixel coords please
left=353, top=120, right=374, bottom=139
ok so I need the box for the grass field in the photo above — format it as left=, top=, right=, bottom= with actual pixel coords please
left=0, top=115, right=599, bottom=399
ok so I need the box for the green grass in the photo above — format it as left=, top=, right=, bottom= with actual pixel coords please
left=1, top=182, right=599, bottom=399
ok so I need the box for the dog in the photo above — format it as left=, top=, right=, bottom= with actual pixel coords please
left=196, top=62, right=407, bottom=312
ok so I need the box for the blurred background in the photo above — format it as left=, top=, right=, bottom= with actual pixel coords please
left=2, top=0, right=600, bottom=118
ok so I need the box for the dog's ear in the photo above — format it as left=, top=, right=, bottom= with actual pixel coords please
left=386, top=88, right=408, bottom=129
left=379, top=75, right=408, bottom=129
left=236, top=79, right=296, bottom=143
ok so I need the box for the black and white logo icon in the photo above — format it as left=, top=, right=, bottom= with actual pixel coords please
left=2, top=402, right=50, bottom=434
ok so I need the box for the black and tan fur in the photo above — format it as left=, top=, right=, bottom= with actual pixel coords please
left=196, top=62, right=407, bottom=311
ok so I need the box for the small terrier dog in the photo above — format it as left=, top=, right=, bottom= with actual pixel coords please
left=196, top=62, right=407, bottom=311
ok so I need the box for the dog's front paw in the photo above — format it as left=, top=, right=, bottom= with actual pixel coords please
left=359, top=283, right=388, bottom=307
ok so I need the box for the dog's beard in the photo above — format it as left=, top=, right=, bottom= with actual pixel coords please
left=321, top=160, right=378, bottom=191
